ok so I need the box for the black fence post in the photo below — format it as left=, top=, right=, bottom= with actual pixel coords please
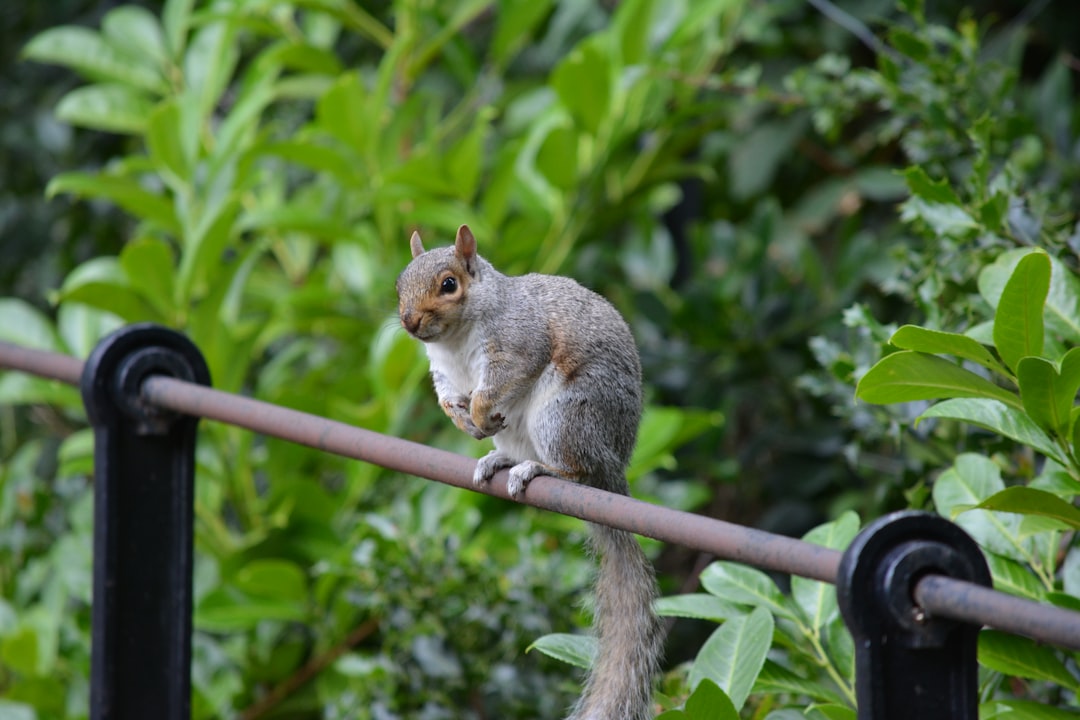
left=81, top=324, right=210, bottom=720
left=837, top=511, right=991, bottom=720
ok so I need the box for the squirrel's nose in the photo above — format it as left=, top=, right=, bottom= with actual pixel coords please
left=401, top=310, right=420, bottom=335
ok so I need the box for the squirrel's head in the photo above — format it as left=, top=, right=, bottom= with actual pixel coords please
left=396, top=224, right=484, bottom=342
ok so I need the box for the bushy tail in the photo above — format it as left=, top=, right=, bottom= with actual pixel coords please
left=568, top=522, right=664, bottom=720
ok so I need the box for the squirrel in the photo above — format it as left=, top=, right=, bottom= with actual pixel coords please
left=396, top=225, right=664, bottom=720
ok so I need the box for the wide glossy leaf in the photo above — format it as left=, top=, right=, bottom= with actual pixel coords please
left=986, top=249, right=1080, bottom=347
left=183, top=21, right=238, bottom=120
left=981, top=699, right=1080, bottom=720
left=683, top=678, right=738, bottom=720
left=918, top=398, right=1064, bottom=464
left=0, top=374, right=83, bottom=409
left=1045, top=256, right=1080, bottom=345
left=655, top=594, right=742, bottom=623
left=932, top=454, right=1029, bottom=562
left=688, top=607, right=773, bottom=710
left=754, top=660, right=846, bottom=705
left=792, top=511, right=859, bottom=629
left=47, top=172, right=179, bottom=231
left=699, top=561, right=793, bottom=619
left=23, top=26, right=166, bottom=93
left=806, top=705, right=857, bottom=720
left=57, top=303, right=123, bottom=360
left=976, top=487, right=1080, bottom=531
left=119, top=237, right=177, bottom=317
left=1017, top=356, right=1074, bottom=436
left=234, top=559, right=307, bottom=604
left=55, top=84, right=156, bottom=135
left=551, top=35, right=613, bottom=135
left=57, top=257, right=161, bottom=323
left=257, top=139, right=358, bottom=182
left=195, top=589, right=306, bottom=631
left=984, top=552, right=1046, bottom=601
left=492, top=0, right=554, bottom=67
left=856, top=351, right=1022, bottom=409
left=102, top=6, right=168, bottom=70
left=146, top=100, right=194, bottom=189
left=978, top=630, right=1080, bottom=690
left=993, top=251, right=1050, bottom=372
left=0, top=299, right=63, bottom=351
left=889, top=325, right=1011, bottom=378
left=527, top=633, right=596, bottom=670
left=162, top=0, right=194, bottom=59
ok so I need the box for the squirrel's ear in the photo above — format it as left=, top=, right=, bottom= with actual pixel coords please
left=409, top=231, right=425, bottom=258
left=455, top=225, right=478, bottom=272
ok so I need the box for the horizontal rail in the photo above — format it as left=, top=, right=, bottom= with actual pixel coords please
left=3, top=339, right=1080, bottom=651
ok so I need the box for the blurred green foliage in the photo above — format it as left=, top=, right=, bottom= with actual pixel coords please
left=2, top=0, right=1080, bottom=717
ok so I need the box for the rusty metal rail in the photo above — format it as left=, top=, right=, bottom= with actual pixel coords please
left=2, top=336, right=1080, bottom=659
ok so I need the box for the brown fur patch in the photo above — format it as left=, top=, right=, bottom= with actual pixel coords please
left=551, top=325, right=585, bottom=383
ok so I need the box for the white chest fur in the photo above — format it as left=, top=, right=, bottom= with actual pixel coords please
left=424, top=326, right=487, bottom=394
left=424, top=330, right=562, bottom=466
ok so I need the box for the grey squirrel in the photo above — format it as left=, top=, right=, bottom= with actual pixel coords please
left=396, top=225, right=663, bottom=720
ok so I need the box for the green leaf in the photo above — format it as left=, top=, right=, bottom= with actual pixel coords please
left=1017, top=356, right=1076, bottom=436
left=146, top=100, right=195, bottom=189
left=932, top=454, right=1029, bottom=563
left=57, top=257, right=161, bottom=323
left=0, top=299, right=63, bottom=352
left=195, top=589, right=306, bottom=631
left=234, top=559, right=308, bottom=604
left=700, top=562, right=794, bottom=619
left=856, top=351, right=1022, bottom=409
left=901, top=166, right=962, bottom=206
left=806, top=705, right=857, bottom=720
left=889, top=325, right=1011, bottom=378
left=976, top=487, right=1080, bottom=531
left=918, top=398, right=1064, bottom=464
left=120, top=237, right=177, bottom=317
left=316, top=72, right=370, bottom=155
left=981, top=699, right=1080, bottom=720
left=551, top=35, right=613, bottom=135
left=993, top=251, right=1050, bottom=372
left=162, top=0, right=195, bottom=59
left=899, top=196, right=978, bottom=238
left=684, top=678, right=738, bottom=720
left=57, top=302, right=123, bottom=360
left=792, top=511, right=859, bottom=630
left=655, top=594, right=742, bottom=623
left=23, top=26, right=166, bottom=93
left=55, top=84, right=156, bottom=135
left=754, top=660, right=846, bottom=705
left=527, top=633, right=597, bottom=670
left=1045, top=256, right=1080, bottom=346
left=978, top=630, right=1080, bottom=690
left=688, top=607, right=774, bottom=710
left=491, top=0, right=554, bottom=67
left=984, top=552, right=1045, bottom=601
left=102, top=6, right=168, bottom=70
left=183, top=21, right=238, bottom=121
left=47, top=172, right=179, bottom=232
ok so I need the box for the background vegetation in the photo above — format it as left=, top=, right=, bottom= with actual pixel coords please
left=2, top=0, right=1079, bottom=717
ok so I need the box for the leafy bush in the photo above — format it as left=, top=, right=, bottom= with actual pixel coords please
left=2, top=0, right=723, bottom=717
left=3, top=0, right=1080, bottom=718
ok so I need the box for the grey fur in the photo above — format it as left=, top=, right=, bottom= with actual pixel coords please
left=397, top=226, right=664, bottom=720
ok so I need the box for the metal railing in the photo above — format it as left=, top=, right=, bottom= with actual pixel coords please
left=1, top=324, right=1079, bottom=720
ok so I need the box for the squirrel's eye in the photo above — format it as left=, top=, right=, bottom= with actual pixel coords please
left=440, top=276, right=458, bottom=294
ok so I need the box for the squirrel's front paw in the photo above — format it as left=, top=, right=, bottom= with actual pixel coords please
left=474, top=451, right=514, bottom=487
left=474, top=411, right=507, bottom=437
left=442, top=397, right=486, bottom=439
